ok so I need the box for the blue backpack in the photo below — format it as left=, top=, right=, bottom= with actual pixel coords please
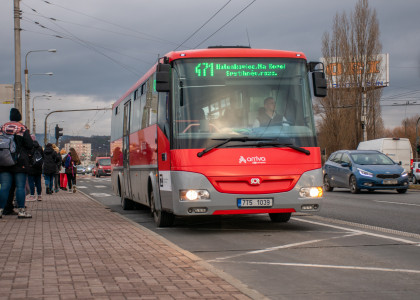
left=64, top=154, right=72, bottom=168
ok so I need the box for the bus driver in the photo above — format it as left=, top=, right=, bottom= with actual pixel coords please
left=253, top=97, right=288, bottom=127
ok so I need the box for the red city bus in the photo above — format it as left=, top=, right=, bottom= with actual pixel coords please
left=111, top=46, right=327, bottom=227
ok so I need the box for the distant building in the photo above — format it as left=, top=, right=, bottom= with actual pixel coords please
left=64, top=140, right=92, bottom=163
left=0, top=84, right=14, bottom=123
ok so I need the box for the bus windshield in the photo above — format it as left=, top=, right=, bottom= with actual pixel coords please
left=172, top=58, right=317, bottom=149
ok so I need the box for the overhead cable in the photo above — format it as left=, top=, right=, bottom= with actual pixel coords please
left=174, top=0, right=232, bottom=51
left=194, top=0, right=257, bottom=49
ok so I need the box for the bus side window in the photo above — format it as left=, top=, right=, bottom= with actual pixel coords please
left=141, top=76, right=158, bottom=128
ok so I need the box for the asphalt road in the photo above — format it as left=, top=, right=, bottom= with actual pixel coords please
left=76, top=174, right=420, bottom=300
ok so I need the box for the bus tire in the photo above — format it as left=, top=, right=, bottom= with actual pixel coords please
left=121, top=191, right=133, bottom=210
left=150, top=189, right=174, bottom=227
left=269, top=213, right=291, bottom=223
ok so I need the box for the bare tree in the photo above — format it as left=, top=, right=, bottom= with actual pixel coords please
left=316, top=0, right=384, bottom=155
left=383, top=114, right=420, bottom=151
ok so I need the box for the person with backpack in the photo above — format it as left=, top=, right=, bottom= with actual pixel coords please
left=42, top=143, right=59, bottom=195
left=26, top=139, right=44, bottom=201
left=0, top=108, right=34, bottom=219
left=63, top=147, right=81, bottom=193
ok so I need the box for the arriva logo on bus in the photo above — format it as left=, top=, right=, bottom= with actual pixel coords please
left=239, top=156, right=266, bottom=164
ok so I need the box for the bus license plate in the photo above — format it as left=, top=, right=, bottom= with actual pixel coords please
left=237, top=198, right=273, bottom=208
left=383, top=179, right=398, bottom=185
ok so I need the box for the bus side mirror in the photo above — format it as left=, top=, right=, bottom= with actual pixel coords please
left=156, top=63, right=170, bottom=92
left=312, top=72, right=327, bottom=97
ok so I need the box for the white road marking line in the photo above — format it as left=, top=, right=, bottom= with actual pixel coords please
left=76, top=186, right=87, bottom=189
left=94, top=185, right=107, bottom=188
left=89, top=193, right=111, bottom=197
left=214, top=261, right=420, bottom=274
left=294, top=217, right=420, bottom=246
left=374, top=200, right=420, bottom=207
left=209, top=233, right=361, bottom=262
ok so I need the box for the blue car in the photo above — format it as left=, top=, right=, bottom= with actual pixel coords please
left=323, top=150, right=409, bottom=194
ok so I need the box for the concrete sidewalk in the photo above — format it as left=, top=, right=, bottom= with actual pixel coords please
left=0, top=189, right=262, bottom=299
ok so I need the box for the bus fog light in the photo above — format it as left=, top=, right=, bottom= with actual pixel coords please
left=299, top=187, right=323, bottom=198
left=180, top=190, right=210, bottom=201
left=301, top=204, right=319, bottom=210
left=188, top=207, right=208, bottom=214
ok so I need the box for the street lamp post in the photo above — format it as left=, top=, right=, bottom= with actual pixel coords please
left=26, top=72, right=54, bottom=128
left=32, top=95, right=52, bottom=134
left=24, top=49, right=56, bottom=128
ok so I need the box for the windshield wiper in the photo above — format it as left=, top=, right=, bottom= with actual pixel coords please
left=253, top=141, right=310, bottom=155
left=197, top=137, right=275, bottom=157
left=197, top=137, right=310, bottom=157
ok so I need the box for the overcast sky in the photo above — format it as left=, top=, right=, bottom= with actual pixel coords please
left=1, top=0, right=419, bottom=137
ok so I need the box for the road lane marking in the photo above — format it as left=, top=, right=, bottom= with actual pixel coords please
left=374, top=200, right=420, bottom=207
left=94, top=185, right=107, bottom=188
left=294, top=217, right=420, bottom=246
left=214, top=261, right=420, bottom=274
left=75, top=186, right=87, bottom=189
left=89, top=193, right=111, bottom=197
left=209, top=233, right=361, bottom=262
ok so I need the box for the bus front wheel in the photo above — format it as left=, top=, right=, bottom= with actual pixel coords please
left=120, top=187, right=133, bottom=210
left=269, top=213, right=291, bottom=223
left=150, top=190, right=174, bottom=227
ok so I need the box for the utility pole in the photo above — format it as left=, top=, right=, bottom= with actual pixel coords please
left=44, top=108, right=112, bottom=145
left=13, top=0, right=22, bottom=112
left=362, top=86, right=367, bottom=141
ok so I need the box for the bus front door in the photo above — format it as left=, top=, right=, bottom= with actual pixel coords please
left=122, top=101, right=132, bottom=199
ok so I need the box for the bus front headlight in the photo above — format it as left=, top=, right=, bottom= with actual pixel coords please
left=299, top=187, right=323, bottom=198
left=180, top=190, right=210, bottom=201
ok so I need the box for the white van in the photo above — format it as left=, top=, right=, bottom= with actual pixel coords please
left=357, top=138, right=413, bottom=174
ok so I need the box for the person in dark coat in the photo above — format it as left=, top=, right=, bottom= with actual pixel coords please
left=27, top=140, right=44, bottom=201
left=0, top=108, right=34, bottom=218
left=42, top=143, right=59, bottom=195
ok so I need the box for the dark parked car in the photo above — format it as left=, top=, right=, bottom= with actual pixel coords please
left=323, top=150, right=409, bottom=194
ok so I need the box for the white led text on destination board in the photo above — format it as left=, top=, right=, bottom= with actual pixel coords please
left=194, top=63, right=286, bottom=78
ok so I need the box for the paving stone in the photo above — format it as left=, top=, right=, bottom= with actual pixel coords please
left=0, top=190, right=254, bottom=300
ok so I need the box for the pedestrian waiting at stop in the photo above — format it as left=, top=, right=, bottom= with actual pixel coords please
left=42, top=143, right=60, bottom=195
left=63, top=147, right=81, bottom=193
left=26, top=138, right=44, bottom=202
left=52, top=144, right=62, bottom=193
left=0, top=108, right=34, bottom=219
left=59, top=149, right=68, bottom=190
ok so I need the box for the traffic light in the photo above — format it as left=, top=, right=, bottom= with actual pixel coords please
left=55, top=124, right=63, bottom=140
left=417, top=144, right=420, bottom=155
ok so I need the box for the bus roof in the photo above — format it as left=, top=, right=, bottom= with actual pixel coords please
left=164, top=47, right=307, bottom=61
left=113, top=48, right=307, bottom=109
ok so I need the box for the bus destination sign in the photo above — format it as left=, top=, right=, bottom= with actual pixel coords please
left=194, top=62, right=286, bottom=78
